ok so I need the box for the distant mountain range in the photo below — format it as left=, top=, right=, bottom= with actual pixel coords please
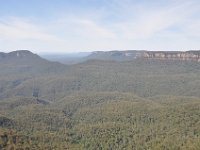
left=1, top=50, right=200, bottom=65
left=85, top=50, right=143, bottom=61
left=87, top=50, right=200, bottom=62
left=40, top=52, right=92, bottom=64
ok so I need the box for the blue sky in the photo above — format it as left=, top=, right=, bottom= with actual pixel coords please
left=0, top=0, right=200, bottom=53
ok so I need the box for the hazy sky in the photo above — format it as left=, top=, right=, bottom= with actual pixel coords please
left=0, top=0, right=200, bottom=53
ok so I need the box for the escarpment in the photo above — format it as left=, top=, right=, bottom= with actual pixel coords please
left=86, top=50, right=200, bottom=62
left=142, top=51, right=200, bottom=62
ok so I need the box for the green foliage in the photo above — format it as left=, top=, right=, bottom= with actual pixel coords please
left=1, top=57, right=200, bottom=149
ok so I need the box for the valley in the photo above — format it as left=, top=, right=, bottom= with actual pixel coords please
left=1, top=50, right=200, bottom=149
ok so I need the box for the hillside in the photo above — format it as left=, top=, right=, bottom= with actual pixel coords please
left=0, top=50, right=39, bottom=60
left=1, top=50, right=200, bottom=149
left=0, top=50, right=67, bottom=75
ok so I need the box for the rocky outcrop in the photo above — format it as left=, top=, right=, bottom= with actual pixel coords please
left=142, top=51, right=200, bottom=62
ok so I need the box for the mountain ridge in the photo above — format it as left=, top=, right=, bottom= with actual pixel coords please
left=0, top=50, right=39, bottom=60
left=87, top=50, right=200, bottom=62
left=2, top=50, right=200, bottom=64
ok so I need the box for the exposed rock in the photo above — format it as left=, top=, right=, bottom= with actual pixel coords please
left=87, top=50, right=200, bottom=62
left=142, top=51, right=200, bottom=62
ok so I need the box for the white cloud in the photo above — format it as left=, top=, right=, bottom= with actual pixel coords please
left=71, top=19, right=116, bottom=39
left=110, top=0, right=200, bottom=39
left=0, top=17, right=61, bottom=42
left=0, top=0, right=200, bottom=52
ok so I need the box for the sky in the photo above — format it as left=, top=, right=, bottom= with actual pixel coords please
left=0, top=0, right=200, bottom=53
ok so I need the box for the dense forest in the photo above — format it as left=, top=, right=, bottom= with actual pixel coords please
left=1, top=51, right=200, bottom=149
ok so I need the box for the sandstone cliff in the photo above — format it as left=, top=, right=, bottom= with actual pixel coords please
left=142, top=51, right=200, bottom=62
left=87, top=50, right=200, bottom=62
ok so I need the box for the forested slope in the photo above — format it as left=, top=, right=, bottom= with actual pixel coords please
left=1, top=51, right=200, bottom=149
